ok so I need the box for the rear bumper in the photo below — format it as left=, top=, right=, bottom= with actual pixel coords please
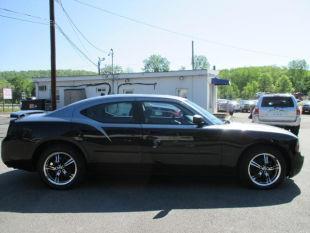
left=252, top=116, right=301, bottom=127
left=289, top=152, right=304, bottom=178
left=1, top=137, right=35, bottom=171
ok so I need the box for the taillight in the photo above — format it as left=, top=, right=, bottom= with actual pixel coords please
left=254, top=108, right=259, bottom=115
left=296, top=108, right=301, bottom=115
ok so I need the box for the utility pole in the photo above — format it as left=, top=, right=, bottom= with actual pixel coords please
left=109, top=49, right=115, bottom=94
left=49, top=0, right=57, bottom=110
left=191, top=40, right=195, bottom=70
left=97, top=57, right=105, bottom=75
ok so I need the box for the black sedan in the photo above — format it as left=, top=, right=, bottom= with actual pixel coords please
left=1, top=95, right=303, bottom=190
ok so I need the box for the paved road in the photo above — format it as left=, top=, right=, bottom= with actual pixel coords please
left=0, top=113, right=309, bottom=233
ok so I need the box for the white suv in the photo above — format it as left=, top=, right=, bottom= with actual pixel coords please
left=252, top=94, right=301, bottom=135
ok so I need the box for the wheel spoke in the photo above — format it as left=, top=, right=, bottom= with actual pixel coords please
left=55, top=154, right=60, bottom=163
left=250, top=160, right=262, bottom=169
left=46, top=165, right=56, bottom=171
left=263, top=154, right=269, bottom=165
left=64, top=158, right=74, bottom=167
left=265, top=172, right=271, bottom=184
left=266, top=165, right=279, bottom=171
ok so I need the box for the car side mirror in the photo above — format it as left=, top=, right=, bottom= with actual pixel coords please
left=193, top=115, right=204, bottom=127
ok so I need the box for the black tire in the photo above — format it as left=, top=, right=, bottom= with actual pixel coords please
left=239, top=146, right=286, bottom=189
left=37, top=144, right=85, bottom=190
left=291, top=126, right=300, bottom=136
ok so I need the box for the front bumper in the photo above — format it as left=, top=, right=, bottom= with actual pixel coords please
left=289, top=152, right=304, bottom=177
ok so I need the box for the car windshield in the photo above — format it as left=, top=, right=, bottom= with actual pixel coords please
left=184, top=99, right=224, bottom=125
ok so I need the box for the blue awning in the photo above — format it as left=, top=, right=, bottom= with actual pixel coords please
left=211, top=77, right=230, bottom=85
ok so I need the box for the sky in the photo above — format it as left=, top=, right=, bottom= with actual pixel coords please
left=0, top=0, right=309, bottom=72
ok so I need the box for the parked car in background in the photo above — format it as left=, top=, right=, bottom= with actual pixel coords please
left=229, top=100, right=241, bottom=112
left=1, top=94, right=303, bottom=190
left=302, top=100, right=310, bottom=114
left=10, top=99, right=50, bottom=119
left=217, top=99, right=239, bottom=115
left=252, top=94, right=301, bottom=135
left=240, top=100, right=256, bottom=112
left=217, top=99, right=229, bottom=112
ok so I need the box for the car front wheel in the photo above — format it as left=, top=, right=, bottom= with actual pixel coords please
left=37, top=145, right=85, bottom=190
left=239, top=146, right=286, bottom=189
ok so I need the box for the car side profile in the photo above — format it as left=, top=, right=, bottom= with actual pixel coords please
left=1, top=95, right=304, bottom=190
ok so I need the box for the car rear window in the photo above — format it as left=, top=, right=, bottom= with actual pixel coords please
left=261, top=97, right=294, bottom=108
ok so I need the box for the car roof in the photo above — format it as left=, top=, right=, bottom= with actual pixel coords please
left=47, top=94, right=187, bottom=118
left=260, top=93, right=294, bottom=98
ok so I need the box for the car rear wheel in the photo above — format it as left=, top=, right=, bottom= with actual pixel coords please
left=37, top=145, right=85, bottom=190
left=239, top=146, right=286, bottom=189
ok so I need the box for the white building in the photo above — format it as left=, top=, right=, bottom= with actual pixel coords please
left=33, top=70, right=229, bottom=113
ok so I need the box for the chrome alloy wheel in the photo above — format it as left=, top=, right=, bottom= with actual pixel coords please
left=43, top=152, right=77, bottom=186
left=247, top=153, right=281, bottom=187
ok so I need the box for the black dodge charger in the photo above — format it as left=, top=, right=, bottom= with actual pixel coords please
left=1, top=95, right=304, bottom=189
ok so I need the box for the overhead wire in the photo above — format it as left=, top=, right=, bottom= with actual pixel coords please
left=56, top=24, right=97, bottom=67
left=72, top=0, right=291, bottom=59
left=56, top=1, right=108, bottom=54
left=0, top=14, right=48, bottom=25
left=0, top=7, right=98, bottom=67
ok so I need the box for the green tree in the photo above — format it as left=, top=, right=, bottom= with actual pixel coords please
left=143, top=54, right=170, bottom=72
left=258, top=74, right=274, bottom=93
left=100, top=65, right=123, bottom=74
left=275, top=75, right=294, bottom=93
left=288, top=59, right=308, bottom=93
left=194, top=55, right=210, bottom=70
left=218, top=83, right=240, bottom=99
left=242, top=81, right=259, bottom=99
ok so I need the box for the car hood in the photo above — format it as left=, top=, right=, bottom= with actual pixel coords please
left=211, top=122, right=297, bottom=137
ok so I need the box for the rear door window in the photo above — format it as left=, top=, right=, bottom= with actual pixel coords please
left=261, top=97, right=294, bottom=108
left=81, top=102, right=136, bottom=123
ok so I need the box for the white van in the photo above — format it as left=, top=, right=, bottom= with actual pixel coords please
left=252, top=94, right=301, bottom=135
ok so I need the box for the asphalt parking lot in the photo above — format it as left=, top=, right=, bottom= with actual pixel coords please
left=0, top=113, right=309, bottom=233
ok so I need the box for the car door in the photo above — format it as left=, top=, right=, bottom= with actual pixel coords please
left=78, top=101, right=142, bottom=164
left=139, top=100, right=222, bottom=166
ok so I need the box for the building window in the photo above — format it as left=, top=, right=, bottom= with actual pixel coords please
left=96, top=87, right=106, bottom=96
left=56, top=89, right=60, bottom=102
left=38, top=85, right=47, bottom=91
left=123, top=89, right=134, bottom=94
left=176, top=88, right=188, bottom=98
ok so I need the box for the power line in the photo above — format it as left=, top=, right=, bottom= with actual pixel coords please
left=56, top=1, right=89, bottom=54
left=0, top=7, right=49, bottom=22
left=0, top=14, right=48, bottom=25
left=56, top=24, right=97, bottom=67
left=0, top=7, right=97, bottom=68
left=57, top=1, right=108, bottom=54
left=72, top=0, right=291, bottom=59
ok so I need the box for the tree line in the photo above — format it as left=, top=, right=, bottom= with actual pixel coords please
left=218, top=59, right=310, bottom=99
